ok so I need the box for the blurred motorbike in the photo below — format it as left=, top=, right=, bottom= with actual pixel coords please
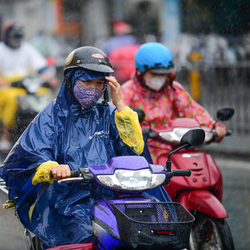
left=108, top=44, right=140, bottom=84
left=7, top=76, right=53, bottom=145
left=0, top=56, right=58, bottom=156
left=133, top=107, right=235, bottom=250
left=22, top=128, right=205, bottom=250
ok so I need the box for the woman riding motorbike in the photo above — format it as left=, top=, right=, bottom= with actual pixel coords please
left=120, top=42, right=227, bottom=162
left=0, top=46, right=172, bottom=249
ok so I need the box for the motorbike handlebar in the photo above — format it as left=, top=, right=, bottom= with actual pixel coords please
left=70, top=170, right=80, bottom=177
left=171, top=169, right=191, bottom=177
left=212, top=128, right=232, bottom=142
left=11, top=78, right=51, bottom=92
left=50, top=168, right=94, bottom=182
left=11, top=80, right=25, bottom=88
left=165, top=169, right=191, bottom=185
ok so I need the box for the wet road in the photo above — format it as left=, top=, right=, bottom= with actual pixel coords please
left=0, top=186, right=27, bottom=250
left=0, top=156, right=249, bottom=250
left=217, top=157, right=250, bottom=250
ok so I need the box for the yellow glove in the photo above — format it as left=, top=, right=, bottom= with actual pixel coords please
left=32, top=161, right=59, bottom=185
left=115, top=106, right=144, bottom=155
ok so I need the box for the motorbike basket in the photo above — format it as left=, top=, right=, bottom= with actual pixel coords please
left=112, top=202, right=194, bottom=250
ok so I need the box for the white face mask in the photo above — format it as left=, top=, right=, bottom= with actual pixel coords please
left=144, top=75, right=166, bottom=91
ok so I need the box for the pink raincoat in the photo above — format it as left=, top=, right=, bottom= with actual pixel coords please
left=121, top=77, right=225, bottom=162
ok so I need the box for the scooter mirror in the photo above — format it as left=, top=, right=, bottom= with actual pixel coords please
left=132, top=108, right=145, bottom=123
left=217, top=107, right=234, bottom=121
left=180, top=129, right=205, bottom=148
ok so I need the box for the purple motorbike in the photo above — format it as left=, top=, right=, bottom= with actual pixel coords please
left=45, top=129, right=205, bottom=250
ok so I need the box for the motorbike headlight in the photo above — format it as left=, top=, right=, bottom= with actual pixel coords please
left=96, top=169, right=165, bottom=191
left=159, top=127, right=199, bottom=143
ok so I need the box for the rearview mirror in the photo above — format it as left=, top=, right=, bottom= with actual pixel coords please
left=166, top=129, right=205, bottom=174
left=180, top=129, right=205, bottom=148
left=217, top=107, right=234, bottom=121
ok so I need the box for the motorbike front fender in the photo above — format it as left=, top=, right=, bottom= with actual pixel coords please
left=178, top=190, right=228, bottom=219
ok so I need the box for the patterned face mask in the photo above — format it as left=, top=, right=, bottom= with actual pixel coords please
left=73, top=80, right=104, bottom=109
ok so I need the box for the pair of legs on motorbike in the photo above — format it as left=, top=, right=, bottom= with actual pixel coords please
left=0, top=87, right=26, bottom=152
left=0, top=87, right=52, bottom=153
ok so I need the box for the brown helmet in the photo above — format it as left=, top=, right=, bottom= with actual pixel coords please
left=64, top=46, right=114, bottom=76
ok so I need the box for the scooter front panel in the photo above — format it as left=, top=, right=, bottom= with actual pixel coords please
left=92, top=200, right=124, bottom=250
left=162, top=151, right=220, bottom=186
left=159, top=150, right=223, bottom=202
left=92, top=197, right=157, bottom=250
left=93, top=200, right=120, bottom=237
left=178, top=190, right=228, bottom=218
left=172, top=151, right=211, bottom=188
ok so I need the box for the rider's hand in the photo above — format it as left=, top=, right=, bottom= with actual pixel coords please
left=105, top=76, right=126, bottom=112
left=49, top=164, right=71, bottom=180
left=215, top=126, right=227, bottom=138
left=0, top=77, right=10, bottom=88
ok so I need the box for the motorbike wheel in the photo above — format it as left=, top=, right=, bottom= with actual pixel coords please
left=24, top=229, right=44, bottom=250
left=189, top=213, right=234, bottom=250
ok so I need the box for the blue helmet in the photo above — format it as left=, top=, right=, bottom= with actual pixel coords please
left=135, top=42, right=175, bottom=74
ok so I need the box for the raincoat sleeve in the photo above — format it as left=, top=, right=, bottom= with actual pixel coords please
left=172, top=81, right=226, bottom=141
left=32, top=161, right=58, bottom=185
left=107, top=104, right=152, bottom=164
left=114, top=106, right=144, bottom=155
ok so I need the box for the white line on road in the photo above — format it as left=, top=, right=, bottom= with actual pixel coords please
left=0, top=184, right=8, bottom=194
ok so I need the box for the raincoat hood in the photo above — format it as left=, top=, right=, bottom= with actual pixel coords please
left=63, top=68, right=110, bottom=108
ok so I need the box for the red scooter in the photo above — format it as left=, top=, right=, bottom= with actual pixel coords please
left=133, top=107, right=235, bottom=250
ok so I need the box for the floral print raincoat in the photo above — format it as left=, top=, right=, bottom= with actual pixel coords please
left=121, top=77, right=225, bottom=162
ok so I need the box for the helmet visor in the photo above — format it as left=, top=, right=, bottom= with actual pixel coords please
left=79, top=68, right=111, bottom=80
left=147, top=65, right=175, bottom=74
left=79, top=63, right=114, bottom=74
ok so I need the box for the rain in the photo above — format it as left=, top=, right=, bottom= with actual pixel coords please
left=0, top=0, right=249, bottom=249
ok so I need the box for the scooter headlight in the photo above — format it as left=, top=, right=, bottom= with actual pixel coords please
left=160, top=127, right=213, bottom=145
left=96, top=169, right=165, bottom=191
left=159, top=128, right=199, bottom=143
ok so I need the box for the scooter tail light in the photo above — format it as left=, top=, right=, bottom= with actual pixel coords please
left=154, top=230, right=176, bottom=236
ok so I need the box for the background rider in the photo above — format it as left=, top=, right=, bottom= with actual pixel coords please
left=121, top=42, right=227, bottom=163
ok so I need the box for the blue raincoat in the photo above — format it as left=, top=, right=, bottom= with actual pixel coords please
left=0, top=69, right=171, bottom=249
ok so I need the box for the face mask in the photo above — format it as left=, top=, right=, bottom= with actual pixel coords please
left=73, top=80, right=103, bottom=109
left=144, top=75, right=166, bottom=91
left=8, top=36, right=22, bottom=49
